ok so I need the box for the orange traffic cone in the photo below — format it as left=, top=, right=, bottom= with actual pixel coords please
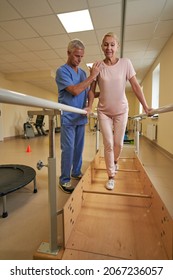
left=26, top=145, right=31, bottom=153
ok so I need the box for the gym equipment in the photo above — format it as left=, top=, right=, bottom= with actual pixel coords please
left=23, top=121, right=35, bottom=138
left=124, top=131, right=134, bottom=144
left=23, top=115, right=47, bottom=138
left=34, top=115, right=47, bottom=136
left=0, top=164, right=37, bottom=218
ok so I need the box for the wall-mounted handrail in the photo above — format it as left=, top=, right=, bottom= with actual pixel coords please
left=0, top=88, right=86, bottom=114
left=131, top=103, right=173, bottom=154
left=131, top=103, right=173, bottom=119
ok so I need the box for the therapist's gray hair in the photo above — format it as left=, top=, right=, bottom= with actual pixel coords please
left=68, top=39, right=85, bottom=52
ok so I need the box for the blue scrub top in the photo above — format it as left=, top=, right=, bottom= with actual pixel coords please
left=56, top=64, right=88, bottom=125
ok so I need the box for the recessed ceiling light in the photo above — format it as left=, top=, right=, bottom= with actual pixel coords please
left=57, top=9, right=94, bottom=33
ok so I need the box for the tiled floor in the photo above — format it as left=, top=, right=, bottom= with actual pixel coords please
left=0, top=127, right=173, bottom=259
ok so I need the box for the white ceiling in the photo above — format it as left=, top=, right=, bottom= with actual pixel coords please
left=0, top=0, right=173, bottom=95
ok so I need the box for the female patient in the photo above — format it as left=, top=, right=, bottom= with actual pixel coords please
left=88, top=32, right=151, bottom=190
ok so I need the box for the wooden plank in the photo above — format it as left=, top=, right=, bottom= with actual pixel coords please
left=65, top=194, right=167, bottom=259
left=134, top=155, right=173, bottom=259
left=99, top=157, right=137, bottom=170
left=150, top=185, right=173, bottom=259
left=94, top=167, right=139, bottom=172
left=63, top=165, right=91, bottom=247
left=83, top=189, right=151, bottom=199
left=62, top=249, right=120, bottom=260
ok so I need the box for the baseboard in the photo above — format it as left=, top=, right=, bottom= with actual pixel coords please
left=3, top=135, right=22, bottom=141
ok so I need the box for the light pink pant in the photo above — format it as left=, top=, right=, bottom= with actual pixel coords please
left=98, top=111, right=128, bottom=178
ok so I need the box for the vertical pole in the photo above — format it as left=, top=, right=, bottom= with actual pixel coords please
left=134, top=119, right=140, bottom=154
left=96, top=118, right=99, bottom=153
left=2, top=196, right=8, bottom=218
left=48, top=114, right=58, bottom=253
left=120, top=0, right=127, bottom=58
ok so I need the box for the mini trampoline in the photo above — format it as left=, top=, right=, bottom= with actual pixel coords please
left=0, top=164, right=37, bottom=218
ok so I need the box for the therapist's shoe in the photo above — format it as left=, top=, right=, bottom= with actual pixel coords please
left=59, top=181, right=74, bottom=194
left=71, top=173, right=83, bottom=180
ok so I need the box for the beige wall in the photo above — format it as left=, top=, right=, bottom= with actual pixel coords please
left=0, top=73, right=57, bottom=138
left=140, top=34, right=173, bottom=155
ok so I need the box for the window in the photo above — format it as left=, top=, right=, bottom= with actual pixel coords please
left=152, top=64, right=160, bottom=109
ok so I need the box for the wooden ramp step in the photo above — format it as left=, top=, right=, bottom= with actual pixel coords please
left=61, top=153, right=170, bottom=260
left=63, top=193, right=167, bottom=260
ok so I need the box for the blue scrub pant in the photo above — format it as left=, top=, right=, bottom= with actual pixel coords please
left=59, top=124, right=85, bottom=184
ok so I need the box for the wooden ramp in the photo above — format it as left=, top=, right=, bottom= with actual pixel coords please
left=34, top=146, right=172, bottom=260
left=61, top=147, right=172, bottom=260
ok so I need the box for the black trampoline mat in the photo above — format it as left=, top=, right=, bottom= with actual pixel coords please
left=0, top=164, right=36, bottom=196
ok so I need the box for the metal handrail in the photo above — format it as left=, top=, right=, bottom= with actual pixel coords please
left=0, top=88, right=87, bottom=114
left=0, top=88, right=87, bottom=256
left=132, top=103, right=173, bottom=154
left=92, top=103, right=173, bottom=154
left=131, top=103, right=173, bottom=119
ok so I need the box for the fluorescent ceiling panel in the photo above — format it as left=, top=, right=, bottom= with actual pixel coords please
left=57, top=9, right=93, bottom=33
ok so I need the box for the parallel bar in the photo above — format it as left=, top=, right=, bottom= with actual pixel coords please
left=83, top=189, right=151, bottom=199
left=0, top=88, right=86, bottom=114
left=1, top=89, right=172, bottom=122
left=132, top=104, right=173, bottom=154
left=132, top=103, right=173, bottom=119
left=0, top=88, right=87, bottom=256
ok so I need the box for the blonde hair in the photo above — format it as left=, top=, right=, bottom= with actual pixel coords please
left=102, top=32, right=120, bottom=46
left=67, top=39, right=85, bottom=52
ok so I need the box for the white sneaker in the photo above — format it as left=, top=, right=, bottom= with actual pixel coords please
left=106, top=179, right=115, bottom=190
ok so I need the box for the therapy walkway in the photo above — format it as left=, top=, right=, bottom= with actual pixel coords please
left=34, top=145, right=172, bottom=260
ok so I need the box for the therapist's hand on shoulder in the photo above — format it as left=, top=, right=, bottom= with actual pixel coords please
left=89, top=61, right=104, bottom=80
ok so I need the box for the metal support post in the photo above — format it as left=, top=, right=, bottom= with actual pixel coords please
left=48, top=115, right=57, bottom=253
left=96, top=118, right=99, bottom=153
left=36, top=112, right=60, bottom=255
left=134, top=118, right=140, bottom=154
left=2, top=196, right=8, bottom=218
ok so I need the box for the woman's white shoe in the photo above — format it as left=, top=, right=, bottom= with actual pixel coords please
left=106, top=179, right=115, bottom=190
